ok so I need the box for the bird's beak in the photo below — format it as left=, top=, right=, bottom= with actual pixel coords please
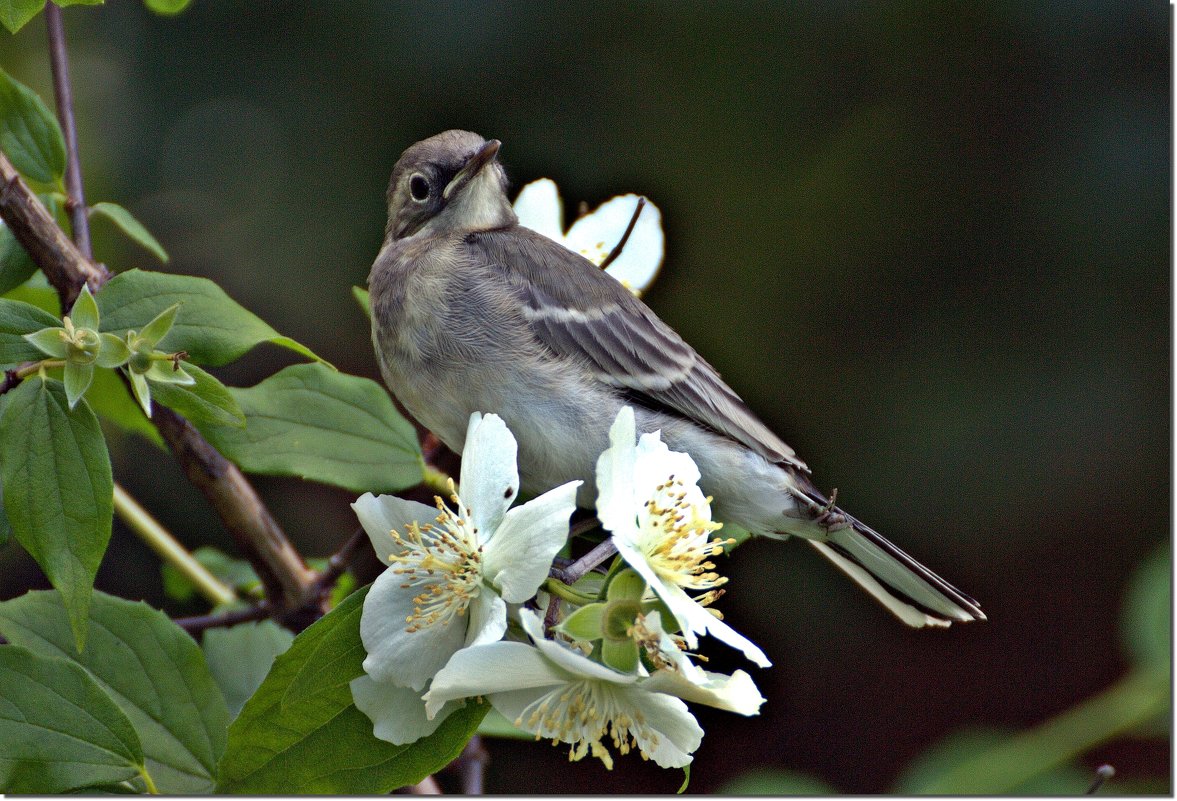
left=443, top=139, right=501, bottom=201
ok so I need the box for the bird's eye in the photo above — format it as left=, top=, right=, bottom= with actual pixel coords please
left=409, top=174, right=430, bottom=202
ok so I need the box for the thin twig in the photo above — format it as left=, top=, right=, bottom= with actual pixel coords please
left=45, top=3, right=91, bottom=259
left=305, top=526, right=367, bottom=600
left=409, top=775, right=442, bottom=794
left=174, top=603, right=272, bottom=635
left=113, top=482, right=237, bottom=607
left=453, top=735, right=488, bottom=794
left=550, top=537, right=616, bottom=585
left=597, top=197, right=645, bottom=271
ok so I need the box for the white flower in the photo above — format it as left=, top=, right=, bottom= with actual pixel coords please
left=596, top=407, right=771, bottom=668
left=424, top=609, right=704, bottom=769
left=513, top=178, right=664, bottom=297
left=350, top=412, right=581, bottom=744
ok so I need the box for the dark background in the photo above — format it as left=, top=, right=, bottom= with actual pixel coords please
left=1, top=2, right=1169, bottom=793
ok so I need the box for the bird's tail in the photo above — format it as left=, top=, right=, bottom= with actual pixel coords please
left=808, top=513, right=984, bottom=627
left=783, top=485, right=985, bottom=627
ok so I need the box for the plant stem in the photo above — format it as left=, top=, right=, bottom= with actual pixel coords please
left=45, top=3, right=92, bottom=260
left=550, top=538, right=616, bottom=585
left=113, top=483, right=237, bottom=607
left=542, top=578, right=594, bottom=605
left=138, top=766, right=160, bottom=795
left=174, top=603, right=272, bottom=635
left=422, top=462, right=451, bottom=496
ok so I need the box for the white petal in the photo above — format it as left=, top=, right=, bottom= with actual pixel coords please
left=424, top=640, right=567, bottom=717
left=483, top=480, right=581, bottom=602
left=518, top=609, right=639, bottom=684
left=350, top=674, right=458, bottom=745
left=632, top=430, right=702, bottom=502
left=459, top=412, right=519, bottom=536
left=616, top=684, right=702, bottom=769
left=512, top=178, right=565, bottom=241
left=464, top=591, right=508, bottom=647
left=566, top=194, right=664, bottom=295
left=641, top=668, right=765, bottom=716
left=351, top=493, right=439, bottom=566
left=613, top=537, right=770, bottom=667
left=360, top=566, right=467, bottom=690
left=594, top=407, right=639, bottom=537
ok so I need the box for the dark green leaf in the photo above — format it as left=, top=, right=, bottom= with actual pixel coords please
left=51, top=0, right=105, bottom=6
left=0, top=0, right=44, bottom=33
left=162, top=546, right=260, bottom=603
left=718, top=769, right=838, bottom=796
left=0, top=645, right=142, bottom=793
left=894, top=727, right=1091, bottom=795
left=89, top=202, right=167, bottom=263
left=0, top=67, right=64, bottom=182
left=151, top=362, right=244, bottom=427
left=0, top=590, right=229, bottom=794
left=86, top=364, right=166, bottom=447
left=0, top=220, right=37, bottom=295
left=203, top=621, right=294, bottom=720
left=217, top=586, right=488, bottom=793
left=199, top=363, right=423, bottom=493
left=0, top=297, right=61, bottom=367
left=1121, top=544, right=1170, bottom=673
left=95, top=269, right=322, bottom=366
left=4, top=275, right=60, bottom=315
left=0, top=379, right=111, bottom=650
left=144, top=0, right=189, bottom=13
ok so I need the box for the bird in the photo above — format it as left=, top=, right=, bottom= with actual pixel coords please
left=367, top=129, right=984, bottom=629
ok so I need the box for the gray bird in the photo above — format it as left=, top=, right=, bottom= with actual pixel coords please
left=368, top=129, right=984, bottom=628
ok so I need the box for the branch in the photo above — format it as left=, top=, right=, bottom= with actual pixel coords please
left=452, top=735, right=488, bottom=794
left=0, top=152, right=107, bottom=305
left=175, top=603, right=273, bottom=636
left=0, top=161, right=316, bottom=611
left=45, top=3, right=91, bottom=260
left=305, top=526, right=366, bottom=600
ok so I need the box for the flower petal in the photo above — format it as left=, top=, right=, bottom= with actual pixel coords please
left=512, top=178, right=565, bottom=241
left=595, top=407, right=639, bottom=537
left=352, top=492, right=439, bottom=566
left=458, top=412, right=519, bottom=536
left=464, top=591, right=508, bottom=648
left=69, top=286, right=100, bottom=331
left=632, top=429, right=702, bottom=504
left=566, top=194, right=664, bottom=296
left=424, top=640, right=567, bottom=717
left=64, top=360, right=93, bottom=408
left=642, top=668, right=765, bottom=716
left=23, top=327, right=68, bottom=359
left=360, top=565, right=467, bottom=690
left=482, top=480, right=580, bottom=602
left=616, top=684, right=703, bottom=769
left=350, top=674, right=458, bottom=745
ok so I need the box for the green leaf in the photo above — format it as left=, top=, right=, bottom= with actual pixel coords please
left=150, top=362, right=244, bottom=428
left=0, top=67, right=65, bottom=183
left=144, top=0, right=190, bottom=13
left=0, top=590, right=230, bottom=794
left=1121, top=544, right=1170, bottom=673
left=217, top=586, right=488, bottom=793
left=51, top=0, right=105, bottom=7
left=0, top=0, right=44, bottom=34
left=0, top=297, right=62, bottom=367
left=89, top=202, right=168, bottom=262
left=162, top=546, right=260, bottom=602
left=352, top=285, right=371, bottom=320
left=718, top=769, right=838, bottom=796
left=85, top=365, right=165, bottom=448
left=0, top=379, right=111, bottom=650
left=0, top=645, right=143, bottom=793
left=198, top=362, right=423, bottom=493
left=3, top=276, right=60, bottom=315
left=476, top=707, right=533, bottom=740
left=95, top=269, right=323, bottom=366
left=0, top=220, right=37, bottom=295
left=203, top=621, right=293, bottom=720
left=894, top=727, right=1091, bottom=795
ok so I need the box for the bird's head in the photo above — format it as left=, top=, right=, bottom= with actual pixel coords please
left=385, top=130, right=514, bottom=240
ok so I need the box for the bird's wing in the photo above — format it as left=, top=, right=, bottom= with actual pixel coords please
left=470, top=226, right=809, bottom=472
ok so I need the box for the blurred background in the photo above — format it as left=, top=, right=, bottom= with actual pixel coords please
left=0, top=1, right=1169, bottom=794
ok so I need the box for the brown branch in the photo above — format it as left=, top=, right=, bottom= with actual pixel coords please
left=0, top=154, right=315, bottom=613
left=175, top=602, right=273, bottom=636
left=305, top=526, right=366, bottom=599
left=0, top=152, right=107, bottom=306
left=597, top=197, right=645, bottom=271
left=45, top=3, right=91, bottom=260
left=452, top=735, right=488, bottom=794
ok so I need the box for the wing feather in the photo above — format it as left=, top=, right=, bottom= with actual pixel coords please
left=469, top=227, right=808, bottom=472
